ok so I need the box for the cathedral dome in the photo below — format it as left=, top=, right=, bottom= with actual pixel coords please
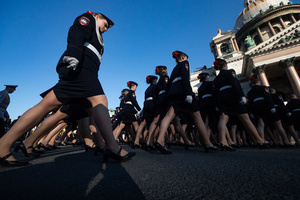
left=233, top=0, right=291, bottom=33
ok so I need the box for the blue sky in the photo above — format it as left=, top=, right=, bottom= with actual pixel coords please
left=1, top=0, right=299, bottom=120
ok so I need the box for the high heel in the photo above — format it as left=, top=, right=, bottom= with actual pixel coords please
left=38, top=143, right=52, bottom=151
left=132, top=143, right=141, bottom=149
left=84, top=144, right=95, bottom=152
left=155, top=142, right=172, bottom=154
left=14, top=142, right=40, bottom=157
left=203, top=145, right=218, bottom=153
left=0, top=153, right=29, bottom=167
left=103, top=147, right=136, bottom=163
left=220, top=144, right=236, bottom=151
left=183, top=143, right=195, bottom=150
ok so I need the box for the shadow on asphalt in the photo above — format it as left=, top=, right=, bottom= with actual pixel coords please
left=0, top=148, right=145, bottom=200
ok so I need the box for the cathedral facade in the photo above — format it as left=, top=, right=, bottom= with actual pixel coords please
left=191, top=0, right=300, bottom=100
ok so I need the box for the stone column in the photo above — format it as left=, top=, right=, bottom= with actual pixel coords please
left=252, top=65, right=270, bottom=86
left=290, top=14, right=297, bottom=23
left=268, top=21, right=276, bottom=36
left=230, top=38, right=236, bottom=51
left=280, top=57, right=300, bottom=98
left=256, top=27, right=264, bottom=42
left=233, top=38, right=240, bottom=51
left=279, top=17, right=287, bottom=29
left=216, top=45, right=221, bottom=57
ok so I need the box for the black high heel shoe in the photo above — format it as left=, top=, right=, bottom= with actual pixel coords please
left=155, top=142, right=172, bottom=154
left=38, top=143, right=52, bottom=151
left=132, top=143, right=142, bottom=149
left=0, top=153, right=29, bottom=167
left=203, top=145, right=218, bottom=153
left=103, top=147, right=136, bottom=163
left=220, top=144, right=236, bottom=151
left=84, top=144, right=95, bottom=152
left=14, top=142, right=40, bottom=157
left=183, top=143, right=195, bottom=150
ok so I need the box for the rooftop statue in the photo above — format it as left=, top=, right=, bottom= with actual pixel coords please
left=244, top=35, right=256, bottom=50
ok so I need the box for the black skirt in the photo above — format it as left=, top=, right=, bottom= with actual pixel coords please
left=168, top=94, right=199, bottom=115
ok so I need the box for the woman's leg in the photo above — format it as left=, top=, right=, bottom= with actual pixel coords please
left=237, top=113, right=264, bottom=144
left=191, top=111, right=214, bottom=146
left=40, top=121, right=67, bottom=147
left=273, top=120, right=291, bottom=145
left=87, top=95, right=131, bottom=156
left=147, top=115, right=160, bottom=146
left=218, top=113, right=229, bottom=145
left=256, top=118, right=265, bottom=141
left=157, top=107, right=176, bottom=146
left=0, top=90, right=62, bottom=160
left=134, top=119, right=146, bottom=146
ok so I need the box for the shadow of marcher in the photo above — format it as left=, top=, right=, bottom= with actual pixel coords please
left=0, top=150, right=145, bottom=200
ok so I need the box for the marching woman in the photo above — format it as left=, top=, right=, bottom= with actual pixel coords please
left=269, top=87, right=299, bottom=146
left=197, top=72, right=219, bottom=145
left=287, top=94, right=300, bottom=134
left=247, top=76, right=293, bottom=147
left=146, top=66, right=170, bottom=149
left=133, top=75, right=158, bottom=148
left=155, top=51, right=217, bottom=154
left=213, top=59, right=266, bottom=150
left=113, top=81, right=141, bottom=141
left=0, top=11, right=135, bottom=167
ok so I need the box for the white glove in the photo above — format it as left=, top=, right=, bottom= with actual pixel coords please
left=270, top=108, right=276, bottom=113
left=185, top=95, right=193, bottom=104
left=240, top=96, right=247, bottom=105
left=287, top=112, right=292, bottom=117
left=63, top=56, right=79, bottom=70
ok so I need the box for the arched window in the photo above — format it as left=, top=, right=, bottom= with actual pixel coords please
left=220, top=43, right=231, bottom=54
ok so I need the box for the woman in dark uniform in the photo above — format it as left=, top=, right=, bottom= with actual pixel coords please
left=113, top=81, right=141, bottom=141
left=146, top=66, right=170, bottom=149
left=0, top=11, right=135, bottom=167
left=269, top=87, right=300, bottom=146
left=133, top=75, right=158, bottom=148
left=156, top=51, right=217, bottom=154
left=246, top=75, right=292, bottom=147
left=213, top=58, right=266, bottom=150
left=197, top=72, right=219, bottom=145
left=287, top=94, right=300, bottom=135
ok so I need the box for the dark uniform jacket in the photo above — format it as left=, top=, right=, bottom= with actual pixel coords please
left=156, top=74, right=169, bottom=105
left=247, top=85, right=275, bottom=113
left=143, top=83, right=157, bottom=120
left=56, top=12, right=104, bottom=80
left=168, top=60, right=193, bottom=97
left=213, top=69, right=244, bottom=99
left=122, top=90, right=141, bottom=114
left=197, top=81, right=217, bottom=108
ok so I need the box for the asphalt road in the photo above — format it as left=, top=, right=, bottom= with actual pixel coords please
left=1, top=144, right=300, bottom=200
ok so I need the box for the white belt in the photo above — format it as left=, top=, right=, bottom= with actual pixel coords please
left=220, top=85, right=232, bottom=91
left=292, top=108, right=300, bottom=112
left=146, top=97, right=153, bottom=101
left=125, top=101, right=132, bottom=105
left=172, top=77, right=182, bottom=84
left=159, top=90, right=166, bottom=95
left=274, top=104, right=279, bottom=107
left=202, top=94, right=213, bottom=99
left=84, top=42, right=102, bottom=63
left=253, top=97, right=264, bottom=102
